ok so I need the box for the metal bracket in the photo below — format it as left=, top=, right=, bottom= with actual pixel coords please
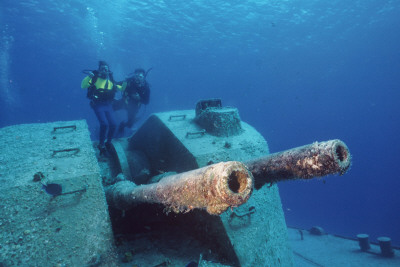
left=52, top=148, right=80, bottom=157
left=169, top=115, right=186, bottom=121
left=52, top=125, right=77, bottom=133
left=186, top=129, right=206, bottom=138
left=231, top=206, right=256, bottom=218
left=227, top=206, right=256, bottom=229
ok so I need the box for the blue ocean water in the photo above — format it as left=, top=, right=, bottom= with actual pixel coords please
left=1, top=0, right=399, bottom=247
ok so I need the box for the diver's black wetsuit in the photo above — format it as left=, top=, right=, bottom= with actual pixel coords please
left=113, top=76, right=150, bottom=135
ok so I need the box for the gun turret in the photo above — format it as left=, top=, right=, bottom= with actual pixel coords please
left=100, top=99, right=353, bottom=266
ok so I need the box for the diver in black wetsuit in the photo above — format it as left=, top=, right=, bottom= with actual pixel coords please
left=113, top=68, right=151, bottom=137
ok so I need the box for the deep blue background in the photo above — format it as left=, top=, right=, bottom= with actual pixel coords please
left=1, top=1, right=399, bottom=245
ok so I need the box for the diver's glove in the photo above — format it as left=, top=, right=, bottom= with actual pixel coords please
left=88, top=71, right=95, bottom=78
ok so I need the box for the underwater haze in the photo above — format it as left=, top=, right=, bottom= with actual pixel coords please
left=1, top=0, right=400, bottom=247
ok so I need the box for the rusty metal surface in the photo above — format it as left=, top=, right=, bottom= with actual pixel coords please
left=106, top=161, right=253, bottom=215
left=247, top=139, right=351, bottom=189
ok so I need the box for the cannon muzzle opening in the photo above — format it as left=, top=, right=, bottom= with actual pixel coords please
left=228, top=170, right=248, bottom=194
left=215, top=163, right=253, bottom=210
left=336, top=143, right=348, bottom=162
left=334, top=140, right=351, bottom=174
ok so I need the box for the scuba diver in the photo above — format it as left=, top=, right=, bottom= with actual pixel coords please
left=81, top=61, right=123, bottom=155
left=113, top=68, right=151, bottom=137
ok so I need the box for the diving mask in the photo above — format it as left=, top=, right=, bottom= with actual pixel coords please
left=99, top=65, right=110, bottom=78
left=135, top=72, right=145, bottom=85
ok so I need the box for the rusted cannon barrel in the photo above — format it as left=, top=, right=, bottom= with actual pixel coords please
left=106, top=161, right=253, bottom=215
left=246, top=139, right=351, bottom=189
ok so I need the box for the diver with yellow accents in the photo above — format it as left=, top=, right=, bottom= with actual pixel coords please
left=81, top=61, right=123, bottom=155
